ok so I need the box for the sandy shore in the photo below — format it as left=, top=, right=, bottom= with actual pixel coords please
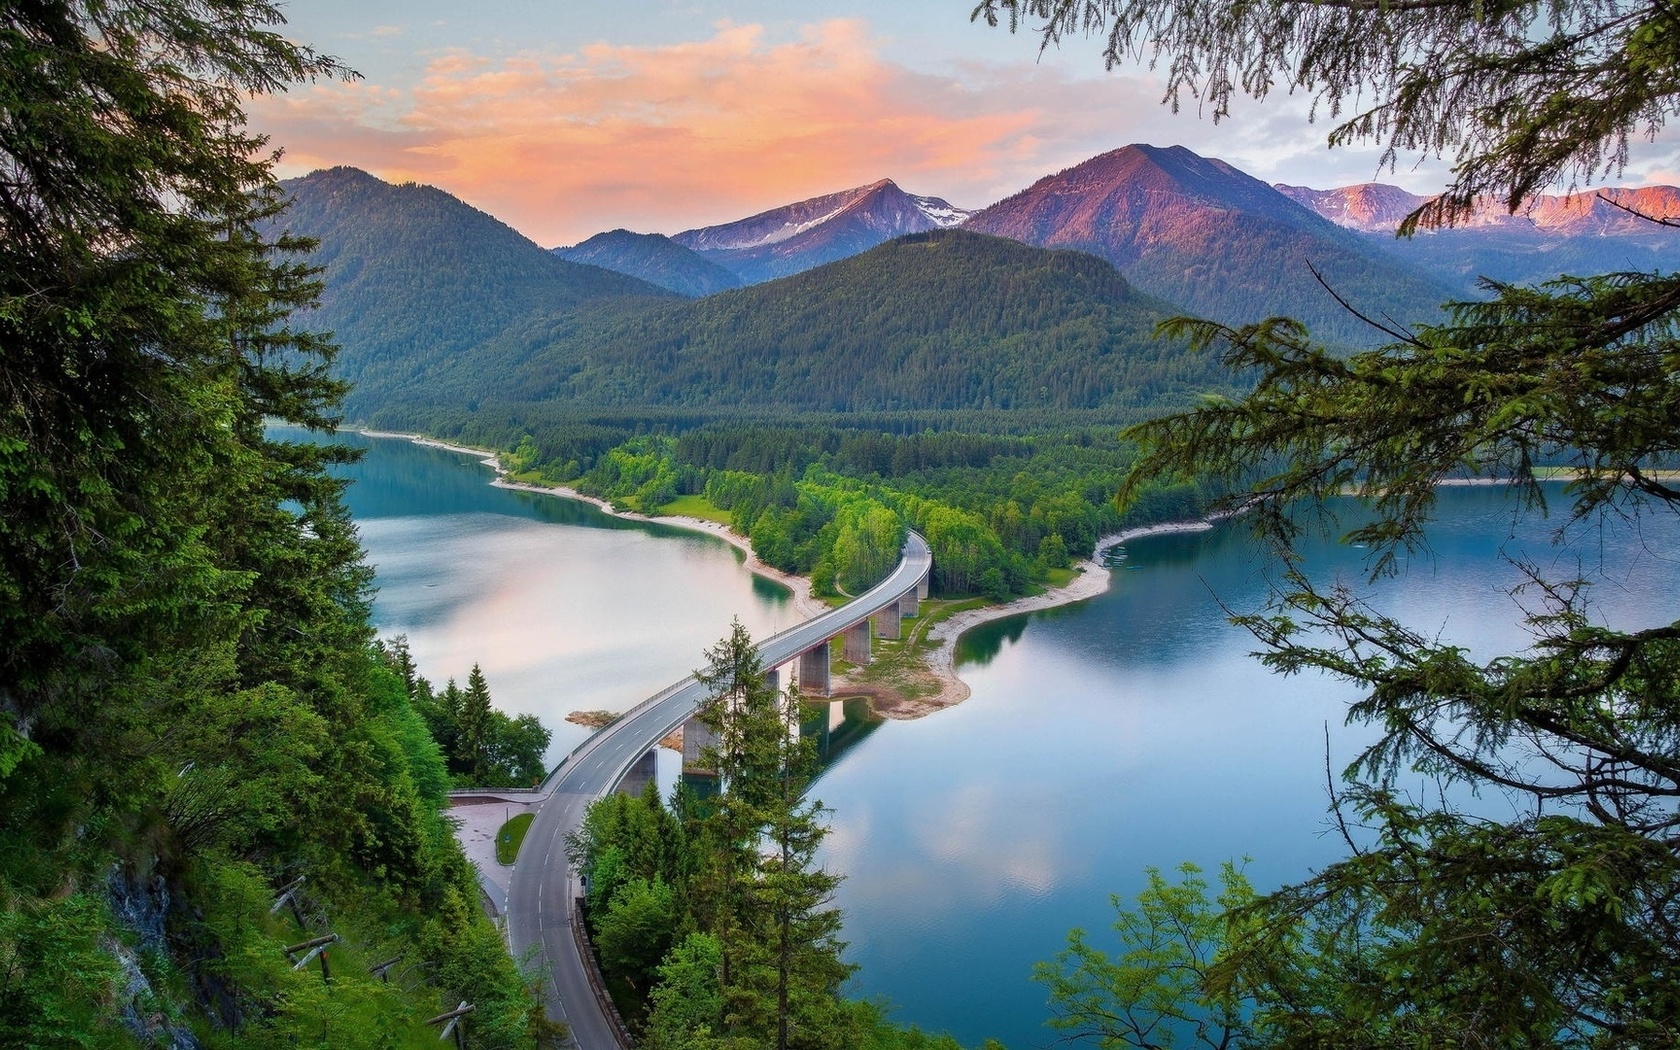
left=355, top=429, right=1220, bottom=718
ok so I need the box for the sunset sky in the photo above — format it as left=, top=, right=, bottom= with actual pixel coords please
left=252, top=1, right=1680, bottom=247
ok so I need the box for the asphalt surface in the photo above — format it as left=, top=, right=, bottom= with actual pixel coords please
left=505, top=532, right=932, bottom=1049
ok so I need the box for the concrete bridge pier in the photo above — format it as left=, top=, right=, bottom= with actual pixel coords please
left=843, top=621, right=871, bottom=665
left=899, top=590, right=919, bottom=618
left=875, top=602, right=902, bottom=640
left=682, top=715, right=717, bottom=773
left=798, top=643, right=831, bottom=697
left=618, top=749, right=658, bottom=797
left=917, top=573, right=929, bottom=600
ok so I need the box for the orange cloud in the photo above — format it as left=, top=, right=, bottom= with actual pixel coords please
left=248, top=19, right=1176, bottom=245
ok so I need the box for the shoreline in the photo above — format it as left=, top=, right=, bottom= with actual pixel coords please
left=353, top=428, right=1221, bottom=718
left=900, top=519, right=1220, bottom=717
left=357, top=429, right=830, bottom=619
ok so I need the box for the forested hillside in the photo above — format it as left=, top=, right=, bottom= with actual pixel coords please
left=274, top=167, right=674, bottom=416
left=358, top=230, right=1242, bottom=416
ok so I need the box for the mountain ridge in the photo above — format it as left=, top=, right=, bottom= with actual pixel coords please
left=1276, top=182, right=1680, bottom=236
left=672, top=178, right=972, bottom=284
left=962, top=143, right=1454, bottom=346
left=1276, top=181, right=1680, bottom=289
left=273, top=166, right=674, bottom=415
left=553, top=229, right=743, bottom=297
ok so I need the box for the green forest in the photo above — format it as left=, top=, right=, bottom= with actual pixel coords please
left=385, top=411, right=1215, bottom=600
left=0, top=7, right=552, bottom=1047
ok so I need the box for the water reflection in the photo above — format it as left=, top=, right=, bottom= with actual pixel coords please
left=303, top=429, right=806, bottom=762
left=800, top=697, right=885, bottom=773
left=953, top=615, right=1029, bottom=666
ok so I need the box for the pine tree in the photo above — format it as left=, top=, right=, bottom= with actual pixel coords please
left=456, top=664, right=494, bottom=783
left=693, top=621, right=853, bottom=1050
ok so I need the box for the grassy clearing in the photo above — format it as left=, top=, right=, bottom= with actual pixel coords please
left=660, top=494, right=733, bottom=524
left=496, top=812, right=535, bottom=865
left=1042, top=565, right=1078, bottom=589
left=844, top=636, right=939, bottom=699
left=830, top=597, right=980, bottom=702
left=914, top=596, right=989, bottom=629
left=504, top=467, right=565, bottom=488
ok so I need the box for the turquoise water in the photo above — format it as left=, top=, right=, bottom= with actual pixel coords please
left=317, top=430, right=804, bottom=759
left=322, top=432, right=1680, bottom=1048
left=824, top=488, right=1680, bottom=1047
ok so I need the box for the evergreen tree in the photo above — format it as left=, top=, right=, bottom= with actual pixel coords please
left=0, top=4, right=547, bottom=1044
left=456, top=663, right=494, bottom=783
left=694, top=621, right=853, bottom=1050
left=738, top=688, right=852, bottom=1050
left=436, top=677, right=465, bottom=764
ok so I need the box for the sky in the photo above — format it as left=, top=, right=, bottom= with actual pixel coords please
left=250, top=0, right=1680, bottom=247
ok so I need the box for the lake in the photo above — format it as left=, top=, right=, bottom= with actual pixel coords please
left=325, top=431, right=1680, bottom=1049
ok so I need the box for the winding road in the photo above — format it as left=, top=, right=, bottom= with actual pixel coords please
left=505, top=532, right=932, bottom=1049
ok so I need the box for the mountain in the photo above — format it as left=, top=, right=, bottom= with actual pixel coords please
left=962, top=144, right=1455, bottom=346
left=553, top=229, right=743, bottom=297
left=671, top=179, right=972, bottom=284
left=1277, top=183, right=1680, bottom=235
left=375, top=230, right=1239, bottom=418
left=1276, top=182, right=1680, bottom=289
left=1273, top=182, right=1430, bottom=233
left=273, top=167, right=673, bottom=413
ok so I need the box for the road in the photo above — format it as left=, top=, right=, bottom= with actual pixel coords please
left=505, top=532, right=932, bottom=1049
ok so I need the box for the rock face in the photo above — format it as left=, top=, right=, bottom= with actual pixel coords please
left=1273, top=182, right=1431, bottom=233
left=962, top=143, right=1453, bottom=347
left=552, top=229, right=743, bottom=297
left=671, top=179, right=971, bottom=284
left=1277, top=181, right=1680, bottom=236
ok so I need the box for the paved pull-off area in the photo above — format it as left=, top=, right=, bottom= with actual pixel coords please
left=448, top=794, right=537, bottom=917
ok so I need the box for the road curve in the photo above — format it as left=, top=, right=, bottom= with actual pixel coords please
left=505, top=532, right=932, bottom=1049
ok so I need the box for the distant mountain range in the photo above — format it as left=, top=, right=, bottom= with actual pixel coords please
left=1276, top=182, right=1680, bottom=289
left=273, top=166, right=1241, bottom=419
left=549, top=179, right=968, bottom=292
left=275, top=146, right=1680, bottom=423
left=1277, top=183, right=1680, bottom=236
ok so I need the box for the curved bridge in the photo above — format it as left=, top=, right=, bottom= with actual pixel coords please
left=505, top=531, right=932, bottom=1048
